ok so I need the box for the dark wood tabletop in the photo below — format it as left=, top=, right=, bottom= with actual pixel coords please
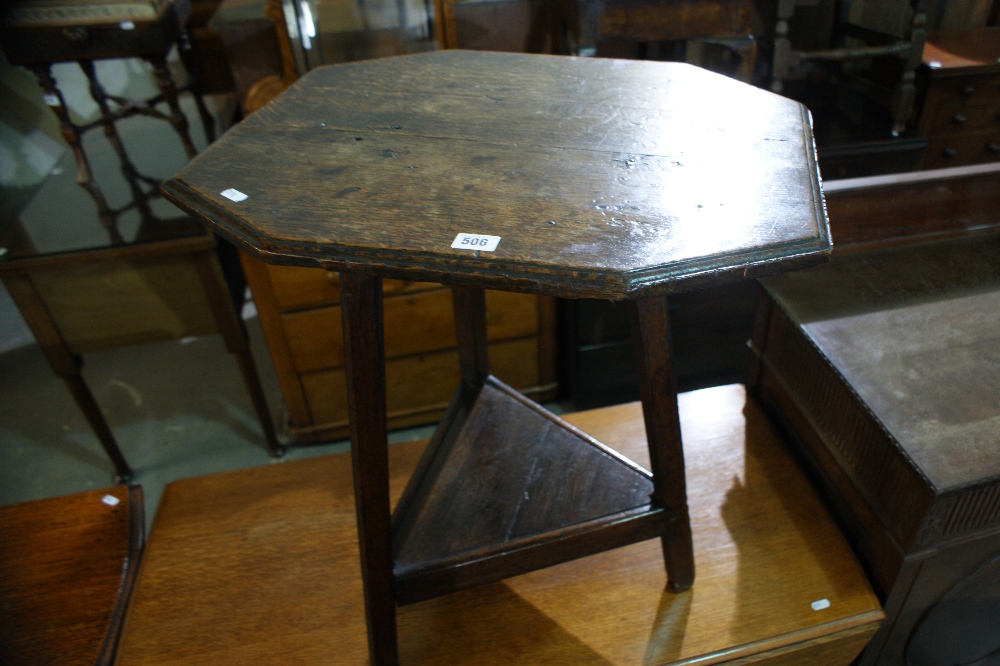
left=163, top=50, right=830, bottom=299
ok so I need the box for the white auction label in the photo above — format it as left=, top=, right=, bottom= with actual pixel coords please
left=102, top=494, right=121, bottom=506
left=810, top=598, right=831, bottom=611
left=119, top=20, right=136, bottom=30
left=42, top=93, right=60, bottom=106
left=221, top=188, right=248, bottom=202
left=451, top=233, right=500, bottom=252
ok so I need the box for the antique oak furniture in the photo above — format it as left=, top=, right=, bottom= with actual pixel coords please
left=748, top=166, right=1000, bottom=664
left=118, top=385, right=883, bottom=664
left=0, top=485, right=143, bottom=666
left=917, top=26, right=1000, bottom=169
left=162, top=50, right=831, bottom=664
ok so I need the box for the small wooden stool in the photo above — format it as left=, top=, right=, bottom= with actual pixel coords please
left=0, top=485, right=144, bottom=666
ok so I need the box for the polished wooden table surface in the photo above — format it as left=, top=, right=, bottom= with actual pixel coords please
left=1, top=485, right=143, bottom=666
left=164, top=51, right=830, bottom=298
left=116, top=385, right=882, bottom=665
left=162, top=51, right=831, bottom=664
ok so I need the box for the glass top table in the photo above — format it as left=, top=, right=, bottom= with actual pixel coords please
left=163, top=50, right=830, bottom=665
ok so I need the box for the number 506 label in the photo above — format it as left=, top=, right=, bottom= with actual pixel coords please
left=451, top=233, right=501, bottom=252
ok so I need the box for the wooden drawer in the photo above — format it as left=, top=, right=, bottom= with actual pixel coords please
left=300, top=336, right=542, bottom=439
left=923, top=134, right=1000, bottom=169
left=281, top=288, right=539, bottom=374
left=241, top=253, right=557, bottom=443
left=921, top=98, right=1000, bottom=137
left=265, top=263, right=439, bottom=312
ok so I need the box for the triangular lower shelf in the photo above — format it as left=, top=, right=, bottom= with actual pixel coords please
left=391, top=376, right=667, bottom=605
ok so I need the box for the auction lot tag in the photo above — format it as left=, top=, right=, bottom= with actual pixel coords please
left=451, top=233, right=500, bottom=252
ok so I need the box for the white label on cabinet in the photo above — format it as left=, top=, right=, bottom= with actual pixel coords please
left=102, top=494, right=121, bottom=506
left=451, top=233, right=500, bottom=252
left=42, top=93, right=60, bottom=106
left=221, top=188, right=248, bottom=202
left=810, top=598, right=831, bottom=611
left=119, top=20, right=136, bottom=30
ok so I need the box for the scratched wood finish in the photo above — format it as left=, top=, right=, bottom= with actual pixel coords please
left=1, top=485, right=143, bottom=666
left=391, top=378, right=661, bottom=604
left=115, top=385, right=883, bottom=665
left=749, top=234, right=1000, bottom=664
left=163, top=51, right=830, bottom=299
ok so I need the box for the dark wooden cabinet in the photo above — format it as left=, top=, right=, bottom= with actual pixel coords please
left=918, top=27, right=1000, bottom=169
left=747, top=162, right=1000, bottom=665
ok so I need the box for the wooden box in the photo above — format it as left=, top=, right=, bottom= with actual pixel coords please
left=241, top=254, right=557, bottom=442
left=748, top=233, right=1000, bottom=665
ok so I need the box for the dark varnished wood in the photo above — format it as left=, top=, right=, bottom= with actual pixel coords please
left=823, top=162, right=1000, bottom=250
left=162, top=51, right=832, bottom=666
left=629, top=296, right=694, bottom=592
left=115, top=386, right=883, bottom=665
left=391, top=377, right=660, bottom=604
left=748, top=233, right=1000, bottom=664
left=451, top=286, right=490, bottom=393
left=163, top=50, right=830, bottom=299
left=339, top=272, right=398, bottom=665
left=0, top=485, right=143, bottom=666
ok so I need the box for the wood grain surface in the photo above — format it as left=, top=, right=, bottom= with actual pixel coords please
left=116, top=385, right=882, bottom=664
left=164, top=51, right=830, bottom=299
left=1, top=485, right=143, bottom=666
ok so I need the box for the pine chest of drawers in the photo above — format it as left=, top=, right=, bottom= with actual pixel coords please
left=241, top=254, right=557, bottom=443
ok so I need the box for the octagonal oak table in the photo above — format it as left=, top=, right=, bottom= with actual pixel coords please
left=163, top=50, right=830, bottom=665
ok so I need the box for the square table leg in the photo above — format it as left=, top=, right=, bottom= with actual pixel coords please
left=1, top=274, right=133, bottom=483
left=628, top=295, right=695, bottom=592
left=339, top=272, right=399, bottom=665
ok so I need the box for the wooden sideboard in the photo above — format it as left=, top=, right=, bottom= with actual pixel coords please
left=241, top=254, right=557, bottom=442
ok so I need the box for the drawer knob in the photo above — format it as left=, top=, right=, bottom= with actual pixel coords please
left=952, top=113, right=966, bottom=125
left=988, top=142, right=1000, bottom=155
left=942, top=147, right=958, bottom=158
left=961, top=84, right=976, bottom=96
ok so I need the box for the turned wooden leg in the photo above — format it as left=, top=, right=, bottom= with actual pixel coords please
left=2, top=274, right=133, bottom=483
left=148, top=54, right=198, bottom=159
left=26, top=63, right=123, bottom=244
left=628, top=295, right=695, bottom=593
left=451, top=286, right=490, bottom=403
left=78, top=59, right=159, bottom=228
left=340, top=272, right=398, bottom=666
left=191, top=251, right=284, bottom=457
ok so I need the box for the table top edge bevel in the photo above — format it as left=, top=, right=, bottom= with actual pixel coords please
left=164, top=178, right=831, bottom=300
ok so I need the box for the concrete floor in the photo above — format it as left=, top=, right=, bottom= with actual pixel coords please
left=0, top=311, right=439, bottom=531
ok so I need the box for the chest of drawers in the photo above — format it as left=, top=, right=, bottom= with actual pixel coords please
left=918, top=27, right=1000, bottom=169
left=240, top=254, right=557, bottom=443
